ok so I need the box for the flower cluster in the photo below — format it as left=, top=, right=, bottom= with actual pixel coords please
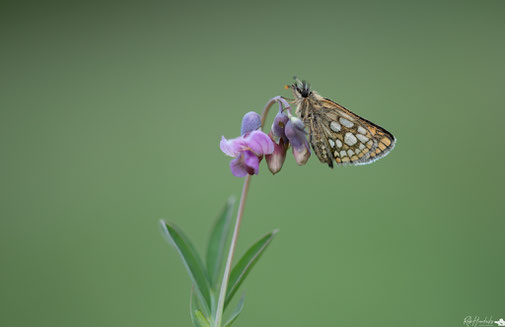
left=220, top=112, right=274, bottom=177
left=220, top=99, right=310, bottom=177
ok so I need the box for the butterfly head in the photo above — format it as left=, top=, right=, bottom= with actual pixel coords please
left=291, top=77, right=312, bottom=99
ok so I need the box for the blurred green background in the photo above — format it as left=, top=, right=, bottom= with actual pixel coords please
left=1, top=0, right=504, bottom=326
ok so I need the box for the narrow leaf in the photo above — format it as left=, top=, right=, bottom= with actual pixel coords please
left=224, top=295, right=245, bottom=327
left=194, top=310, right=210, bottom=327
left=206, top=197, right=235, bottom=288
left=190, top=289, right=213, bottom=327
left=160, top=220, right=211, bottom=315
left=224, top=230, right=278, bottom=309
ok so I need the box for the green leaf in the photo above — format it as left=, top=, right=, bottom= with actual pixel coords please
left=224, top=230, right=278, bottom=309
left=160, top=220, right=212, bottom=315
left=190, top=290, right=211, bottom=327
left=206, top=197, right=235, bottom=288
left=224, top=295, right=245, bottom=327
left=194, top=310, right=210, bottom=327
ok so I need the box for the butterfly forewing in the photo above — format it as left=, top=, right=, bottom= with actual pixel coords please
left=318, top=98, right=395, bottom=166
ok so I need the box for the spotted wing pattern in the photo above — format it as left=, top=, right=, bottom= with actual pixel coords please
left=299, top=96, right=396, bottom=167
left=319, top=98, right=395, bottom=166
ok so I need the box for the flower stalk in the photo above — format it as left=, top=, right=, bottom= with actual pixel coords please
left=213, top=174, right=250, bottom=327
left=213, top=96, right=285, bottom=327
left=163, top=93, right=310, bottom=327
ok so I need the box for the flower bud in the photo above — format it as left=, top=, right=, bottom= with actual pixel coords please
left=265, top=133, right=288, bottom=174
left=292, top=144, right=311, bottom=166
left=271, top=112, right=289, bottom=141
left=291, top=116, right=305, bottom=131
left=285, top=117, right=307, bottom=149
left=240, top=111, right=262, bottom=135
left=285, top=117, right=311, bottom=165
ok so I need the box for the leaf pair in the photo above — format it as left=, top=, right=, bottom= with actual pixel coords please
left=190, top=291, right=244, bottom=327
left=160, top=197, right=277, bottom=327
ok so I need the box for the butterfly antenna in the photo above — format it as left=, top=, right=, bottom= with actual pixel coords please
left=302, top=80, right=310, bottom=93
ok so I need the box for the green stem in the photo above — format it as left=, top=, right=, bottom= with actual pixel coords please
left=214, top=175, right=251, bottom=327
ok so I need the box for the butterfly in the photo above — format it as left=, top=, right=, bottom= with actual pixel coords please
left=288, top=78, right=396, bottom=168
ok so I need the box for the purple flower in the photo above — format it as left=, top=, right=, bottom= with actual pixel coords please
left=220, top=113, right=274, bottom=177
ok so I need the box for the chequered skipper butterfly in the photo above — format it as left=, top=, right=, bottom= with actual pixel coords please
left=288, top=78, right=396, bottom=167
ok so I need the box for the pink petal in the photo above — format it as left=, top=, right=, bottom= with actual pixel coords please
left=243, top=151, right=260, bottom=175
left=220, top=136, right=247, bottom=157
left=246, top=130, right=274, bottom=155
left=230, top=157, right=249, bottom=177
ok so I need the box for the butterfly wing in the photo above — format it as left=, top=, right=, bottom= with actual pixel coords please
left=311, top=98, right=396, bottom=166
left=297, top=96, right=335, bottom=168
left=305, top=109, right=335, bottom=168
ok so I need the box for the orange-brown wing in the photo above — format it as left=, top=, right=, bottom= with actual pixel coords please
left=316, top=98, right=396, bottom=166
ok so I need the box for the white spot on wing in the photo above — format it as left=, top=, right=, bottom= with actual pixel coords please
left=330, top=121, right=341, bottom=132
left=356, top=134, right=369, bottom=143
left=359, top=143, right=365, bottom=150
left=336, top=139, right=342, bottom=148
left=328, top=139, right=335, bottom=148
left=339, top=118, right=354, bottom=128
left=344, top=132, right=358, bottom=146
left=340, top=150, right=347, bottom=157
left=347, top=149, right=354, bottom=156
left=357, top=126, right=367, bottom=135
